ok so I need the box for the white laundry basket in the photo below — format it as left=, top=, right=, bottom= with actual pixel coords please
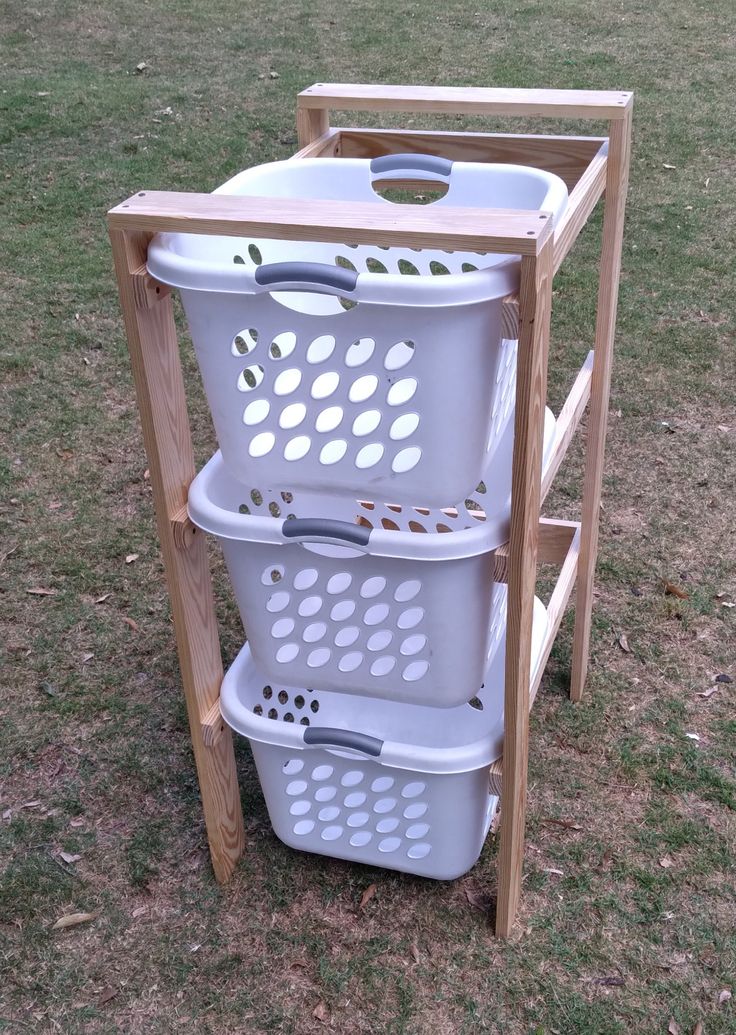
left=148, top=156, right=568, bottom=506
left=188, top=407, right=554, bottom=706
left=220, top=583, right=548, bottom=879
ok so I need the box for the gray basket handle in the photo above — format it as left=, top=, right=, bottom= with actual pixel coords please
left=282, top=518, right=371, bottom=547
left=254, top=262, right=358, bottom=294
left=303, top=726, right=383, bottom=756
left=370, top=153, right=453, bottom=179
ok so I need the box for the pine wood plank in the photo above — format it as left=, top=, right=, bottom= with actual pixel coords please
left=298, top=83, right=633, bottom=120
left=495, top=235, right=554, bottom=938
left=570, top=110, right=633, bottom=702
left=108, top=226, right=245, bottom=884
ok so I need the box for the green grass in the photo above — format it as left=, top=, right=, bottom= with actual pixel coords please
left=2, top=0, right=736, bottom=1032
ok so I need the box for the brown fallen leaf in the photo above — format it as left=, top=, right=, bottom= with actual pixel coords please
left=663, top=580, right=689, bottom=600
left=663, top=163, right=676, bottom=169
left=59, top=851, right=81, bottom=864
left=617, top=634, right=632, bottom=653
left=21, top=800, right=41, bottom=809
left=542, top=817, right=582, bottom=831
left=697, top=686, right=719, bottom=699
left=358, top=883, right=377, bottom=911
left=27, top=587, right=57, bottom=596
left=70, top=817, right=85, bottom=828
left=659, top=856, right=675, bottom=869
left=312, top=1001, right=329, bottom=1023
left=95, top=593, right=111, bottom=604
left=82, top=652, right=94, bottom=663
left=410, top=940, right=420, bottom=963
left=134, top=61, right=148, bottom=74
left=98, top=985, right=118, bottom=1005
left=132, top=905, right=148, bottom=918
left=715, top=592, right=735, bottom=609
left=719, top=989, right=732, bottom=1005
left=668, top=1020, right=681, bottom=1035
left=52, top=911, right=98, bottom=930
left=122, top=617, right=140, bottom=632
left=125, top=553, right=139, bottom=564
left=692, top=1023, right=703, bottom=1035
left=543, top=867, right=565, bottom=876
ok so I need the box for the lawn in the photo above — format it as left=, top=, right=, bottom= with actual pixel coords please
left=1, top=0, right=735, bottom=1032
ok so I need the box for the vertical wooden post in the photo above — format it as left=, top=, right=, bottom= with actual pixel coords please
left=495, top=233, right=554, bottom=937
left=108, top=227, right=245, bottom=883
left=570, top=108, right=633, bottom=702
left=296, top=105, right=330, bottom=148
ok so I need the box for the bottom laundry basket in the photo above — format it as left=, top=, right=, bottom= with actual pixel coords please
left=220, top=584, right=548, bottom=879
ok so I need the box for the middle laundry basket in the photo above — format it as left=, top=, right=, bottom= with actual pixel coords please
left=188, top=407, right=554, bottom=707
left=148, top=155, right=568, bottom=506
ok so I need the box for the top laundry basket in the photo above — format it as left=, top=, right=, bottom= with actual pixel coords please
left=147, top=155, right=568, bottom=506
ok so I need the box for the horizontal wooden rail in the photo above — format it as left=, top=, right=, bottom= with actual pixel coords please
left=109, top=192, right=552, bottom=254
left=540, top=350, right=594, bottom=502
left=489, top=521, right=581, bottom=794
left=495, top=517, right=578, bottom=582
left=333, top=129, right=606, bottom=191
left=553, top=142, right=608, bottom=271
left=292, top=127, right=342, bottom=159
left=201, top=700, right=226, bottom=747
left=298, top=84, right=633, bottom=120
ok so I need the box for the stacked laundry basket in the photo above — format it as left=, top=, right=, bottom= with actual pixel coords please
left=147, top=153, right=569, bottom=879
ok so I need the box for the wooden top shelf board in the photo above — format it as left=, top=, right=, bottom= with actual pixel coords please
left=108, top=191, right=553, bottom=254
left=298, top=83, right=633, bottom=120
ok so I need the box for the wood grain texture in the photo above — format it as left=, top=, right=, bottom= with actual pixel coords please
left=108, top=191, right=552, bottom=254
left=540, top=350, right=594, bottom=503
left=336, top=129, right=604, bottom=190
left=108, top=226, right=245, bottom=883
left=298, top=83, right=634, bottom=120
left=291, top=127, right=341, bottom=158
left=494, top=518, right=579, bottom=582
left=495, top=236, right=554, bottom=938
left=553, top=141, right=608, bottom=271
left=296, top=106, right=330, bottom=148
left=570, top=110, right=633, bottom=703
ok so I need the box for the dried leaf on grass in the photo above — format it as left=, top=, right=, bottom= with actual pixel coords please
left=123, top=617, right=140, bottom=632
left=542, top=817, right=582, bottom=831
left=692, top=1024, right=703, bottom=1035
left=685, top=732, right=700, bottom=741
left=697, top=686, right=719, bottom=699
left=464, top=885, right=493, bottom=912
left=52, top=911, right=98, bottom=930
left=59, top=851, right=81, bottom=864
left=312, top=1001, right=329, bottom=1023
left=715, top=592, right=735, bottom=608
left=95, top=593, right=111, bottom=604
left=125, top=553, right=139, bottom=564
left=659, top=856, right=675, bottom=869
left=132, top=905, right=149, bottom=918
left=98, top=986, right=118, bottom=1005
left=668, top=1020, right=680, bottom=1035
left=409, top=941, right=420, bottom=963
left=27, top=587, right=56, bottom=596
left=358, top=883, right=377, bottom=911
left=719, top=990, right=732, bottom=1004
left=617, top=634, right=632, bottom=653
left=21, top=801, right=41, bottom=809
left=663, top=580, right=689, bottom=599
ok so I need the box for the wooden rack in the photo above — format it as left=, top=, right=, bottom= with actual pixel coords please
left=108, top=83, right=632, bottom=937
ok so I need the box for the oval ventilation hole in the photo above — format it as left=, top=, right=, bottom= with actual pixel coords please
left=279, top=402, right=306, bottom=430
left=286, top=780, right=308, bottom=796
left=307, top=648, right=331, bottom=668
left=393, top=447, right=422, bottom=473
left=232, top=329, right=258, bottom=356
left=386, top=378, right=417, bottom=407
left=311, top=371, right=340, bottom=400
left=330, top=599, right=356, bottom=622
left=289, top=799, right=311, bottom=816
left=315, top=405, right=343, bottom=433
left=348, top=375, right=379, bottom=403
left=334, top=255, right=357, bottom=272
left=370, top=656, right=396, bottom=677
left=247, top=243, right=263, bottom=265
left=319, top=440, right=348, bottom=465
left=276, top=642, right=299, bottom=664
left=394, top=579, right=421, bottom=602
left=344, top=792, right=366, bottom=808
left=293, top=568, right=318, bottom=591
left=338, top=651, right=364, bottom=673
left=311, top=765, right=333, bottom=781
left=364, top=603, right=390, bottom=626
left=366, top=257, right=388, bottom=273
left=407, top=842, right=431, bottom=859
left=273, top=368, right=302, bottom=396
left=355, top=443, right=384, bottom=469
left=297, top=595, right=322, bottom=618
left=384, top=340, right=415, bottom=371
left=360, top=576, right=386, bottom=599
left=366, top=629, right=393, bottom=652
left=270, top=618, right=295, bottom=639
left=266, top=591, right=290, bottom=613
left=334, top=625, right=360, bottom=648
left=243, top=399, right=270, bottom=426
left=306, top=334, right=336, bottom=364
left=261, top=564, right=284, bottom=585
left=349, top=831, right=373, bottom=846
left=318, top=806, right=340, bottom=822
left=403, top=802, right=428, bottom=819
left=292, top=820, right=315, bottom=836
left=352, top=409, right=381, bottom=437
left=326, top=572, right=352, bottom=595
left=282, top=758, right=304, bottom=775
left=397, top=606, right=424, bottom=629
left=389, top=413, right=419, bottom=441
left=402, top=660, right=429, bottom=682
left=248, top=432, right=275, bottom=457
left=269, top=331, right=296, bottom=361
left=302, top=621, right=327, bottom=643
left=237, top=364, right=264, bottom=392
left=315, top=786, right=337, bottom=803
left=283, top=435, right=311, bottom=461
left=345, top=337, right=375, bottom=368
left=429, top=261, right=450, bottom=276
left=341, top=770, right=364, bottom=788
left=401, top=781, right=426, bottom=799
left=378, top=837, right=401, bottom=853
left=400, top=634, right=427, bottom=656
left=320, top=825, right=343, bottom=842
left=397, top=259, right=420, bottom=276
left=377, top=817, right=399, bottom=833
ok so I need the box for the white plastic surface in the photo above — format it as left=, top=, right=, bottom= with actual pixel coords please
left=148, top=157, right=568, bottom=505
left=219, top=584, right=548, bottom=879
left=188, top=408, right=555, bottom=706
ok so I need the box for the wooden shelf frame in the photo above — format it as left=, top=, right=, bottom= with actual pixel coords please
left=108, top=83, right=631, bottom=935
